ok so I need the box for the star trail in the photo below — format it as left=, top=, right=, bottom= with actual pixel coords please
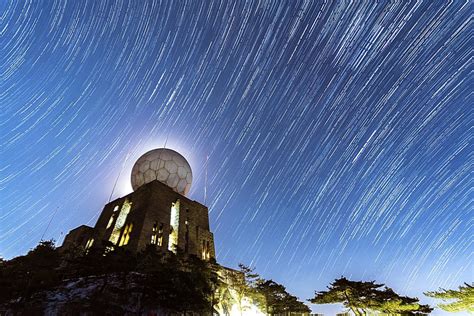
left=0, top=1, right=471, bottom=314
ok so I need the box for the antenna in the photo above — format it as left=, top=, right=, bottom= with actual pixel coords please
left=108, top=150, right=132, bottom=202
left=163, top=133, right=169, bottom=148
left=158, top=133, right=170, bottom=163
left=204, top=154, right=209, bottom=204
left=41, top=206, right=59, bottom=241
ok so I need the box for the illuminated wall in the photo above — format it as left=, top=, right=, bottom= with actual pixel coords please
left=215, top=268, right=266, bottom=316
left=215, top=287, right=266, bottom=316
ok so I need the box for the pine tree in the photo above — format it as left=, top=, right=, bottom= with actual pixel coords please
left=425, top=283, right=474, bottom=313
left=256, top=279, right=309, bottom=315
left=310, top=277, right=432, bottom=315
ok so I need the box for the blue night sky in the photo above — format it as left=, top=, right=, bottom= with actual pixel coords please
left=0, top=1, right=471, bottom=314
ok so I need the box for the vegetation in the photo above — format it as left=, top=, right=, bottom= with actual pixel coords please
left=0, top=241, right=218, bottom=314
left=221, top=263, right=262, bottom=315
left=310, top=277, right=432, bottom=315
left=0, top=241, right=309, bottom=315
left=425, top=283, right=474, bottom=313
left=215, top=263, right=309, bottom=316
left=5, top=241, right=473, bottom=316
left=0, top=240, right=61, bottom=301
left=4, top=242, right=470, bottom=315
left=256, top=279, right=310, bottom=315
left=213, top=264, right=311, bottom=315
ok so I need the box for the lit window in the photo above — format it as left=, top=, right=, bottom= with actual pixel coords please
left=151, top=222, right=164, bottom=246
left=157, top=223, right=164, bottom=246
left=201, top=239, right=210, bottom=261
left=106, top=214, right=115, bottom=229
left=168, top=200, right=180, bottom=253
left=185, top=218, right=189, bottom=253
left=106, top=206, right=119, bottom=229
left=85, top=238, right=94, bottom=250
left=109, top=199, right=132, bottom=245
left=119, top=223, right=133, bottom=246
left=151, top=222, right=158, bottom=244
left=201, top=240, right=206, bottom=260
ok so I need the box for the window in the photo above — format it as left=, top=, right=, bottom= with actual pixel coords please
left=106, top=214, right=115, bottom=229
left=85, top=238, right=94, bottom=251
left=151, top=222, right=164, bottom=246
left=109, top=199, right=132, bottom=245
left=157, top=223, right=163, bottom=246
left=119, top=223, right=133, bottom=246
left=106, top=205, right=119, bottom=229
left=201, top=239, right=210, bottom=261
left=185, top=218, right=189, bottom=253
left=151, top=222, right=158, bottom=244
left=168, top=200, right=180, bottom=253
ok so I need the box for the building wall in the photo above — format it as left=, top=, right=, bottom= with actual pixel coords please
left=65, top=180, right=215, bottom=260
left=61, top=225, right=94, bottom=250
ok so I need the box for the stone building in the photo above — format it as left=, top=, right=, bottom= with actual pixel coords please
left=54, top=148, right=270, bottom=315
left=61, top=148, right=215, bottom=261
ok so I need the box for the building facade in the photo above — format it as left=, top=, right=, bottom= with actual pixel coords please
left=59, top=148, right=270, bottom=315
left=62, top=179, right=215, bottom=260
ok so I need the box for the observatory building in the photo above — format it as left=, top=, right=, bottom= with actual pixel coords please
left=61, top=148, right=215, bottom=261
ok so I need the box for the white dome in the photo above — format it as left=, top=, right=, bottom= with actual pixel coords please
left=131, top=148, right=192, bottom=195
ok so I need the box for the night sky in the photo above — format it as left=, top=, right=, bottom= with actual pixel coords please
left=1, top=1, right=471, bottom=314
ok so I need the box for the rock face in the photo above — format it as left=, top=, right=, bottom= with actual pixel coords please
left=0, top=273, right=166, bottom=316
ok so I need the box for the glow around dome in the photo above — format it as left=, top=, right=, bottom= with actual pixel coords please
left=131, top=148, right=192, bottom=195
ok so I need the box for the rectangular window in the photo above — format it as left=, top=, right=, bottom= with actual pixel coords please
left=119, top=223, right=133, bottom=246
left=201, top=239, right=211, bottom=260
left=106, top=205, right=119, bottom=229
left=201, top=240, right=206, bottom=260
left=109, top=199, right=132, bottom=245
left=85, top=238, right=94, bottom=254
left=185, top=218, right=189, bottom=253
left=106, top=215, right=115, bottom=229
left=168, top=200, right=180, bottom=253
left=157, top=223, right=163, bottom=246
left=151, top=222, right=158, bottom=244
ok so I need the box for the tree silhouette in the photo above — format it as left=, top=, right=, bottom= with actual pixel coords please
left=0, top=240, right=220, bottom=315
left=135, top=247, right=219, bottom=314
left=376, top=287, right=433, bottom=315
left=257, top=279, right=287, bottom=315
left=1, top=242, right=313, bottom=315
left=310, top=277, right=432, bottom=315
left=0, top=240, right=61, bottom=303
left=425, top=283, right=473, bottom=313
left=256, top=279, right=309, bottom=315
